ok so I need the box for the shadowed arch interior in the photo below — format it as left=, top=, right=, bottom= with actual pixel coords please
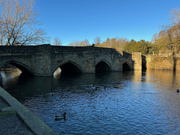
left=95, top=61, right=112, bottom=73
left=0, top=61, right=35, bottom=76
left=60, top=62, right=82, bottom=73
left=123, top=63, right=131, bottom=71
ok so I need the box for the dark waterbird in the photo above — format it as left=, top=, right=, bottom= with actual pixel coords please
left=176, top=89, right=180, bottom=93
left=55, top=112, right=66, bottom=120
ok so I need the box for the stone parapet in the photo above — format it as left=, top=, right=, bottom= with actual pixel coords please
left=0, top=86, right=57, bottom=135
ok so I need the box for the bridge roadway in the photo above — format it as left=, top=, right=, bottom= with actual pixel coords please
left=0, top=44, right=144, bottom=76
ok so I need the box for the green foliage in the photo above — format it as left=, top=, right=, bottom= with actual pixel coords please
left=95, top=37, right=152, bottom=54
left=95, top=37, right=128, bottom=53
left=123, top=39, right=150, bottom=55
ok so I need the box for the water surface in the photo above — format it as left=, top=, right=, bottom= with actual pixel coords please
left=0, top=70, right=180, bottom=135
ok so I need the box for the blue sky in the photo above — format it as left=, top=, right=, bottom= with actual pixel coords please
left=35, top=0, right=180, bottom=45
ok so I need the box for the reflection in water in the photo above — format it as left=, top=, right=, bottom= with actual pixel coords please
left=0, top=70, right=180, bottom=135
left=0, top=68, right=21, bottom=88
left=133, top=71, right=142, bottom=82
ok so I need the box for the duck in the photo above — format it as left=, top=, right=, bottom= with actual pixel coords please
left=50, top=93, right=54, bottom=96
left=176, top=89, right=180, bottom=93
left=55, top=112, right=66, bottom=120
left=92, top=84, right=100, bottom=90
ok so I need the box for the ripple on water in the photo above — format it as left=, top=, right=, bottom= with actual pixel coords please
left=1, top=71, right=180, bottom=135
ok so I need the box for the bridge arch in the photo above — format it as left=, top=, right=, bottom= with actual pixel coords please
left=0, top=60, right=36, bottom=76
left=122, top=62, right=132, bottom=71
left=53, top=61, right=83, bottom=75
left=95, top=60, right=112, bottom=72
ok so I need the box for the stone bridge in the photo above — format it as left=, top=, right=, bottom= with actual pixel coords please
left=0, top=45, right=145, bottom=76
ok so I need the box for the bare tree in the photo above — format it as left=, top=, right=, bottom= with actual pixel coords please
left=94, top=36, right=101, bottom=46
left=68, top=39, right=90, bottom=46
left=116, top=37, right=128, bottom=51
left=53, top=37, right=62, bottom=46
left=68, top=41, right=81, bottom=46
left=106, top=38, right=110, bottom=47
left=80, top=39, right=90, bottom=46
left=110, top=38, right=117, bottom=48
left=151, top=33, right=158, bottom=43
left=168, top=8, right=180, bottom=54
left=170, top=8, right=180, bottom=25
left=0, top=0, right=48, bottom=45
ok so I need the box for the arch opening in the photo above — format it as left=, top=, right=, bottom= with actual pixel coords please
left=53, top=62, right=83, bottom=77
left=60, top=63, right=82, bottom=73
left=123, top=63, right=131, bottom=71
left=95, top=61, right=112, bottom=73
left=0, top=64, right=21, bottom=82
left=10, top=62, right=34, bottom=76
left=0, top=61, right=35, bottom=77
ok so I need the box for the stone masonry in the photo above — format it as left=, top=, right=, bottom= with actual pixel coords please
left=0, top=45, right=143, bottom=76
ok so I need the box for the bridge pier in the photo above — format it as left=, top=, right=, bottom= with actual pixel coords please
left=32, top=45, right=54, bottom=76
left=132, top=52, right=142, bottom=71
left=33, top=59, right=53, bottom=76
left=83, top=67, right=95, bottom=73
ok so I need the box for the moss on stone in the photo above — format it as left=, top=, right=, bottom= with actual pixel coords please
left=0, top=111, right=16, bottom=118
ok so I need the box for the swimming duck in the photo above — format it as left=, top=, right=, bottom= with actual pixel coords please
left=92, top=84, right=100, bottom=90
left=177, top=89, right=180, bottom=93
left=55, top=112, right=66, bottom=120
left=50, top=93, right=54, bottom=96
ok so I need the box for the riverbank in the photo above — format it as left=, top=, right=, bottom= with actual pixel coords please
left=0, top=87, right=57, bottom=135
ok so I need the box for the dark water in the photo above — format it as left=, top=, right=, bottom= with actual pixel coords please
left=0, top=70, right=180, bottom=135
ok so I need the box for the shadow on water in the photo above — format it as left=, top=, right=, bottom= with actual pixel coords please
left=0, top=71, right=128, bottom=100
left=0, top=70, right=180, bottom=135
left=0, top=71, right=137, bottom=95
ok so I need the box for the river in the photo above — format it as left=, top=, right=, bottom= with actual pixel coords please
left=0, top=70, right=180, bottom=135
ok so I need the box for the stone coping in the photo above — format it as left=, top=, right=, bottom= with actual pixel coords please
left=0, top=87, right=57, bottom=135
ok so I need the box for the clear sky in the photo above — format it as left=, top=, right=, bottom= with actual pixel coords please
left=35, top=0, right=180, bottom=45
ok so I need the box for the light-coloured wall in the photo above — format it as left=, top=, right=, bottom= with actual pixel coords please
left=146, top=56, right=174, bottom=70
left=132, top=52, right=142, bottom=71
